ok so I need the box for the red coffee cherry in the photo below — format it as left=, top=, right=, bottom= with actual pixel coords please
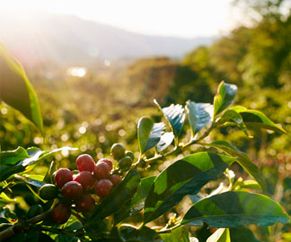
left=50, top=203, right=71, bottom=224
left=75, top=194, right=95, bottom=213
left=61, top=181, right=83, bottom=200
left=54, top=168, right=73, bottom=188
left=76, top=154, right=95, bottom=172
left=97, top=158, right=113, bottom=170
left=110, top=174, right=122, bottom=186
left=95, top=179, right=113, bottom=197
left=74, top=171, right=95, bottom=190
left=94, top=162, right=111, bottom=180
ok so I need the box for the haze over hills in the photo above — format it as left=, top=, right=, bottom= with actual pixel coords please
left=0, top=12, right=213, bottom=66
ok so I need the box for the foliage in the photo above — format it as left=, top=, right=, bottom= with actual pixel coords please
left=0, top=59, right=289, bottom=241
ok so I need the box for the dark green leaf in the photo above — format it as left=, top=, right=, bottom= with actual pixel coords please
left=186, top=101, right=213, bottom=134
left=160, top=226, right=190, bottom=242
left=92, top=169, right=140, bottom=219
left=206, top=228, right=230, bottom=242
left=231, top=106, right=286, bottom=133
left=19, top=147, right=77, bottom=167
left=137, top=117, right=164, bottom=154
left=119, top=225, right=162, bottom=242
left=213, top=81, right=237, bottom=116
left=14, top=175, right=45, bottom=188
left=230, top=227, right=260, bottom=242
left=182, top=191, right=289, bottom=227
left=0, top=165, right=24, bottom=182
left=0, top=45, right=43, bottom=130
left=154, top=100, right=185, bottom=136
left=208, top=140, right=266, bottom=191
left=0, top=147, right=77, bottom=181
left=0, top=147, right=29, bottom=165
left=144, top=152, right=236, bottom=222
left=114, top=176, right=155, bottom=223
left=156, top=132, right=174, bottom=152
left=55, top=234, right=78, bottom=242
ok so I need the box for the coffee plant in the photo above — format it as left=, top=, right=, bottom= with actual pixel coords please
left=0, top=47, right=290, bottom=241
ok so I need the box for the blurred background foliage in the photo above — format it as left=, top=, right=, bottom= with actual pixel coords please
left=1, top=0, right=290, bottom=225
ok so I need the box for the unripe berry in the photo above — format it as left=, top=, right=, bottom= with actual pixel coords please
left=74, top=171, right=95, bottom=190
left=75, top=194, right=95, bottom=213
left=94, top=162, right=111, bottom=180
left=95, top=179, right=113, bottom=197
left=97, top=158, right=113, bottom=170
left=110, top=143, right=125, bottom=160
left=50, top=203, right=71, bottom=224
left=125, top=151, right=134, bottom=160
left=61, top=181, right=83, bottom=200
left=39, top=184, right=58, bottom=200
left=76, top=154, right=95, bottom=172
left=54, top=168, right=73, bottom=188
left=110, top=174, right=122, bottom=186
left=118, top=156, right=133, bottom=170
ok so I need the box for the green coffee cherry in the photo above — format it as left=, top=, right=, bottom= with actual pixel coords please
left=125, top=151, right=134, bottom=160
left=118, top=156, right=133, bottom=171
left=39, top=184, right=58, bottom=200
left=111, top=143, right=126, bottom=160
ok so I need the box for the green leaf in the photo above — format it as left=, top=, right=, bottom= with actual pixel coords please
left=230, top=227, right=259, bottom=242
left=0, top=165, right=24, bottom=182
left=214, top=81, right=237, bottom=116
left=217, top=109, right=250, bottom=137
left=115, top=176, right=155, bottom=223
left=154, top=100, right=185, bottom=136
left=19, top=146, right=77, bottom=167
left=14, top=175, right=45, bottom=188
left=206, top=228, right=230, bottom=242
left=186, top=101, right=213, bottom=134
left=92, top=169, right=140, bottom=219
left=0, top=146, right=29, bottom=165
left=119, top=225, right=162, bottom=242
left=160, top=226, right=190, bottom=242
left=231, top=106, right=286, bottom=133
left=131, top=176, right=156, bottom=208
left=182, top=191, right=289, bottom=227
left=156, top=132, right=174, bottom=152
left=0, top=45, right=43, bottom=130
left=208, top=140, right=266, bottom=191
left=137, top=117, right=164, bottom=154
left=0, top=146, right=77, bottom=181
left=56, top=234, right=78, bottom=242
left=144, top=152, right=236, bottom=222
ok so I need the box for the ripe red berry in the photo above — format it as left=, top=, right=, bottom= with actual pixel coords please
left=95, top=179, right=113, bottom=197
left=76, top=154, right=95, bottom=172
left=61, top=181, right=83, bottom=200
left=94, top=162, right=111, bottom=180
left=110, top=174, right=122, bottom=186
left=74, top=171, right=95, bottom=190
left=97, top=158, right=113, bottom=170
left=54, top=168, right=73, bottom=188
left=75, top=194, right=95, bottom=213
left=50, top=203, right=71, bottom=224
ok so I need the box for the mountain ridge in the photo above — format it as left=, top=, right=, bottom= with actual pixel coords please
left=0, top=12, right=214, bottom=66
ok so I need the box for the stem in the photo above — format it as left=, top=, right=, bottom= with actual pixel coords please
left=72, top=210, right=86, bottom=224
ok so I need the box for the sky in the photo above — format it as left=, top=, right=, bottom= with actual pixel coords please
left=0, top=0, right=240, bottom=38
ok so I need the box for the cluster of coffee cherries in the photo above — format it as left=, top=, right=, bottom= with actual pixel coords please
left=110, top=143, right=134, bottom=172
left=39, top=154, right=122, bottom=224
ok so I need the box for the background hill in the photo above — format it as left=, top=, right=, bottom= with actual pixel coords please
left=0, top=12, right=213, bottom=66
